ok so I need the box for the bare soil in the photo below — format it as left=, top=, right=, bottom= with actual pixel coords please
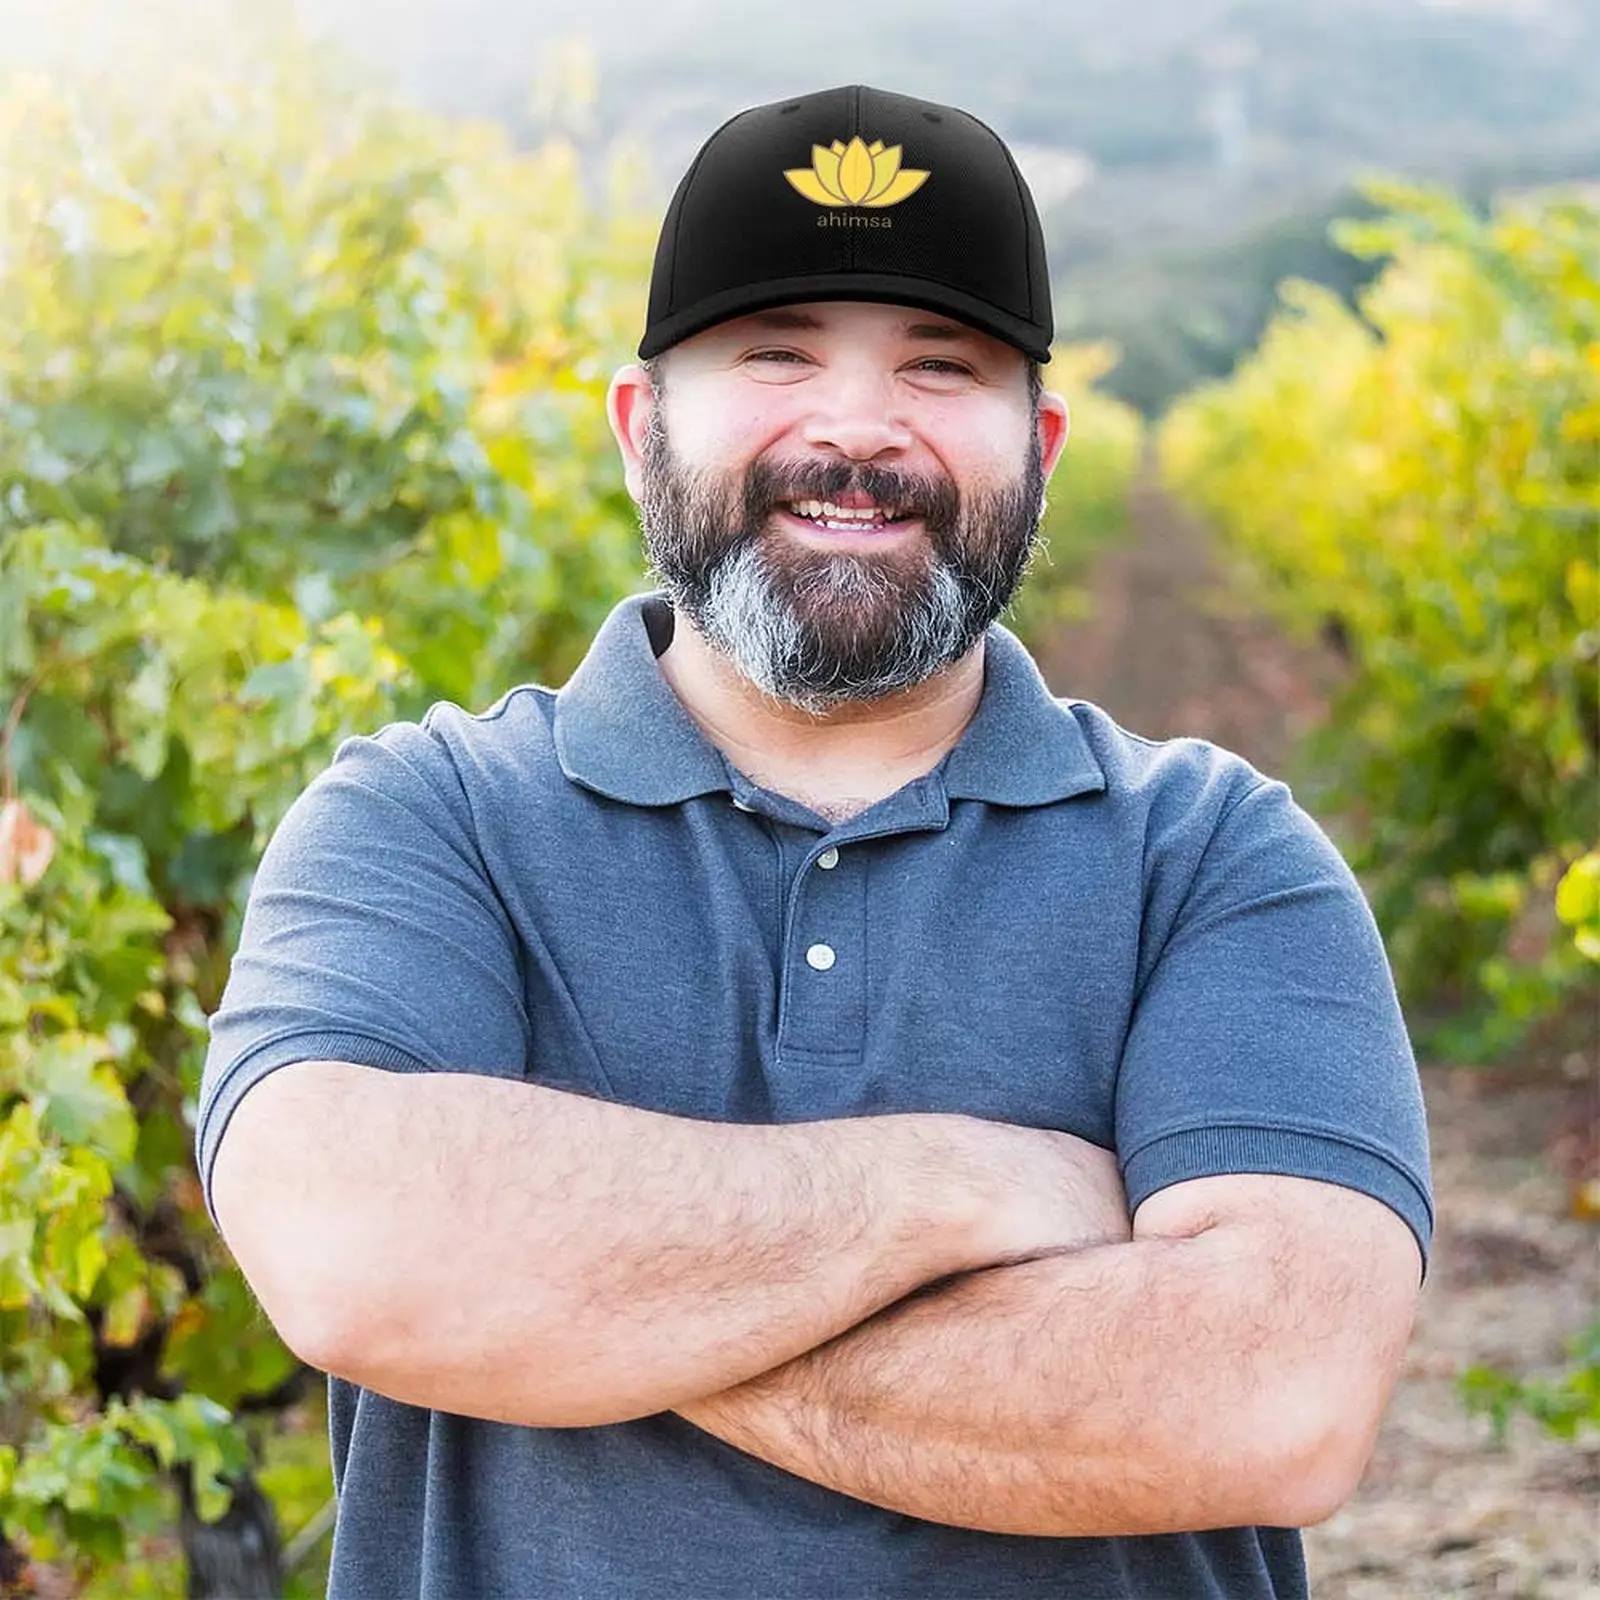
left=1038, top=472, right=1600, bottom=1599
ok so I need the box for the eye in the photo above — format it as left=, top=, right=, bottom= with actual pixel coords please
left=746, top=348, right=809, bottom=365
left=907, top=358, right=975, bottom=379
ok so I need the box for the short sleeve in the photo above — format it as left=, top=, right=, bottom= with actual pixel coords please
left=196, top=714, right=531, bottom=1219
left=1115, top=776, right=1434, bottom=1265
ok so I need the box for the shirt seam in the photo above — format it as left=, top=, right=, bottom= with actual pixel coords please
left=1122, top=1120, right=1434, bottom=1221
left=1137, top=775, right=1276, bottom=995
left=454, top=681, right=553, bottom=728
left=204, top=1024, right=438, bottom=1096
left=1123, top=1114, right=1416, bottom=1165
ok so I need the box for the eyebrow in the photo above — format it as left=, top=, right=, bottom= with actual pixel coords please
left=903, top=321, right=972, bottom=343
left=743, top=309, right=976, bottom=343
left=746, top=309, right=824, bottom=330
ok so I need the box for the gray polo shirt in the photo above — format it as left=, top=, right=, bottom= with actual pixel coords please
left=199, top=591, right=1432, bottom=1600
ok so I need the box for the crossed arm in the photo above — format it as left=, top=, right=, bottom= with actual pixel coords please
left=215, top=1060, right=1423, bottom=1538
left=674, top=1172, right=1423, bottom=1536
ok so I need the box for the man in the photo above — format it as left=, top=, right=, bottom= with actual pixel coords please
left=202, top=84, right=1432, bottom=1599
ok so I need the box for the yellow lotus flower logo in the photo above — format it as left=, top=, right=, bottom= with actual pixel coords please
left=785, top=137, right=929, bottom=208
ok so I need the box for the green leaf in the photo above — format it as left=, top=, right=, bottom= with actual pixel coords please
left=0, top=1217, right=40, bottom=1310
left=181, top=474, right=240, bottom=545
left=161, top=1267, right=298, bottom=1410
left=26, top=1036, right=138, bottom=1163
left=124, top=431, right=186, bottom=490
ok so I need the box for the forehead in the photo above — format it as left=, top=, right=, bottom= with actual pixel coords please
left=686, top=299, right=1010, bottom=355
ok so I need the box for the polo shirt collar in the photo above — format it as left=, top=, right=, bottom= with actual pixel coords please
left=940, top=620, right=1107, bottom=807
left=553, top=592, right=1106, bottom=809
left=554, top=594, right=731, bottom=805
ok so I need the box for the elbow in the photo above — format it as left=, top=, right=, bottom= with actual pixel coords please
left=268, top=1262, right=370, bottom=1377
left=243, top=1238, right=446, bottom=1388
left=240, top=1202, right=446, bottom=1383
left=1259, top=1446, right=1368, bottom=1530
left=1247, top=1386, right=1382, bottom=1529
left=208, top=1066, right=380, bottom=1372
left=213, top=1173, right=379, bottom=1377
left=222, top=1212, right=372, bottom=1376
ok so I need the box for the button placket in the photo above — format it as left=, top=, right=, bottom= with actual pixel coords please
left=777, top=841, right=867, bottom=1059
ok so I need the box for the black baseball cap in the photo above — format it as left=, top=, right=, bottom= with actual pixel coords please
left=639, top=84, right=1054, bottom=365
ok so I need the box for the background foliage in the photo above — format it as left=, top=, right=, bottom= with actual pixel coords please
left=1159, top=183, right=1599, bottom=1457
left=0, top=48, right=1141, bottom=1592
left=1160, top=179, right=1599, bottom=1066
left=0, top=45, right=645, bottom=1593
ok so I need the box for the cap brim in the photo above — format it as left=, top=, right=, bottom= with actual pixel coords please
left=637, top=272, right=1053, bottom=366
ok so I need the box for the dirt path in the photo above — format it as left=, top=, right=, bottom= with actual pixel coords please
left=1035, top=470, right=1347, bottom=781
left=1038, top=473, right=1600, bottom=1599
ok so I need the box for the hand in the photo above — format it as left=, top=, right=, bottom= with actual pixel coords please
left=940, top=1117, right=1131, bottom=1270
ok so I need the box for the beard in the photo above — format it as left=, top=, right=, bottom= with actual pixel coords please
left=636, top=408, right=1047, bottom=714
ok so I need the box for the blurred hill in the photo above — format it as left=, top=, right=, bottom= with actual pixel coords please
left=6, top=0, right=1599, bottom=410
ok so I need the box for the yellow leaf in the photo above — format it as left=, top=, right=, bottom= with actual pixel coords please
left=861, top=169, right=929, bottom=208
left=785, top=168, right=841, bottom=207
left=811, top=143, right=845, bottom=202
left=72, top=1231, right=107, bottom=1300
left=102, top=1281, right=152, bottom=1347
left=1560, top=403, right=1600, bottom=443
left=837, top=137, right=875, bottom=205
left=1555, top=852, right=1600, bottom=926
left=1568, top=560, right=1599, bottom=627
left=864, top=144, right=904, bottom=201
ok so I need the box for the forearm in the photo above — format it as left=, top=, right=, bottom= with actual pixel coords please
left=679, top=1222, right=1393, bottom=1536
left=214, top=1060, right=1007, bottom=1427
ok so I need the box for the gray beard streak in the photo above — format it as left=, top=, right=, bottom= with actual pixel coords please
left=696, top=542, right=973, bottom=716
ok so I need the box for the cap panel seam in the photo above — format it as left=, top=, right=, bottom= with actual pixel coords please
left=850, top=84, right=862, bottom=273
left=665, top=106, right=753, bottom=311
left=1000, top=138, right=1039, bottom=324
left=957, top=106, right=1039, bottom=326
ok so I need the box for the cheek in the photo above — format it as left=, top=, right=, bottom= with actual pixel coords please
left=670, top=388, right=796, bottom=473
left=925, top=407, right=1033, bottom=490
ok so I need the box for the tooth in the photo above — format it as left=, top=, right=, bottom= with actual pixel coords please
left=789, top=497, right=902, bottom=528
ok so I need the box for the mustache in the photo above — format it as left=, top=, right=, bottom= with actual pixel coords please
left=741, top=457, right=960, bottom=527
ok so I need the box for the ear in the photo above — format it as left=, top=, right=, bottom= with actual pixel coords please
left=1036, top=388, right=1071, bottom=481
left=607, top=363, right=660, bottom=502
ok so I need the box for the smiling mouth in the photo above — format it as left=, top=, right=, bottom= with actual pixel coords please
left=780, top=498, right=917, bottom=533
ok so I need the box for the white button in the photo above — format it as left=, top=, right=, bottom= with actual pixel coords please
left=805, top=943, right=836, bottom=972
left=816, top=847, right=840, bottom=870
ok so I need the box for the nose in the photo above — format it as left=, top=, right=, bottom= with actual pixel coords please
left=799, top=365, right=914, bottom=461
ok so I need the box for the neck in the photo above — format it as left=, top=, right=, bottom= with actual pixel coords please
left=656, top=613, right=986, bottom=816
